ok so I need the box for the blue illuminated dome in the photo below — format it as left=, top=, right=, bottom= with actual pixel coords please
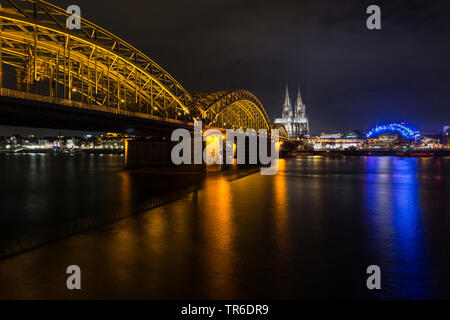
left=366, top=123, right=421, bottom=140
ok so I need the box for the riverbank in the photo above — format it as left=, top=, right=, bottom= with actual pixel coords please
left=297, top=149, right=450, bottom=157
left=0, top=149, right=124, bottom=154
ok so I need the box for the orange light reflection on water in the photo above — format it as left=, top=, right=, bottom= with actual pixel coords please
left=273, top=159, right=288, bottom=251
left=200, top=177, right=234, bottom=297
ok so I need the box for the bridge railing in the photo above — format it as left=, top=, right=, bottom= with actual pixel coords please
left=0, top=88, right=193, bottom=127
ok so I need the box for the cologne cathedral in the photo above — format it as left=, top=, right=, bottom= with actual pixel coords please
left=274, top=85, right=310, bottom=139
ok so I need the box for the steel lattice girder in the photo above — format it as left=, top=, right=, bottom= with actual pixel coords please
left=272, top=123, right=289, bottom=139
left=0, top=0, right=192, bottom=120
left=0, top=0, right=281, bottom=133
left=191, top=90, right=271, bottom=131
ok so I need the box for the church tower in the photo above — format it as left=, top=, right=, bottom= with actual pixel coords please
left=282, top=85, right=292, bottom=119
left=294, top=85, right=306, bottom=119
left=274, top=82, right=310, bottom=139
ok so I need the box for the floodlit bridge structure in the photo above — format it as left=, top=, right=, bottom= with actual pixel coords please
left=0, top=0, right=289, bottom=140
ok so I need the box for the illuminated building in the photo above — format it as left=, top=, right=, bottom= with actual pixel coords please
left=309, top=133, right=364, bottom=150
left=443, top=126, right=450, bottom=148
left=345, top=130, right=365, bottom=139
left=318, top=133, right=344, bottom=139
left=420, top=136, right=442, bottom=149
left=274, top=85, right=310, bottom=139
left=0, top=134, right=125, bottom=152
left=365, top=122, right=421, bottom=150
left=366, top=123, right=421, bottom=141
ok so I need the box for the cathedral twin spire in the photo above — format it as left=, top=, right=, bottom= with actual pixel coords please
left=275, top=83, right=310, bottom=138
left=282, top=84, right=305, bottom=119
left=282, top=86, right=292, bottom=119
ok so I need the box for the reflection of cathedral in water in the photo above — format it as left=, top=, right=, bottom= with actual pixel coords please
left=274, top=85, right=310, bottom=139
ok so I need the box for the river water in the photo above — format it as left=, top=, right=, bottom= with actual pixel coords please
left=0, top=154, right=449, bottom=299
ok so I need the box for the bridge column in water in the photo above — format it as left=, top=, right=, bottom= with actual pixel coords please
left=124, top=135, right=277, bottom=172
left=125, top=138, right=207, bottom=172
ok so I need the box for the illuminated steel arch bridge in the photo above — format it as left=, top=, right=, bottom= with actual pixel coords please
left=0, top=0, right=288, bottom=139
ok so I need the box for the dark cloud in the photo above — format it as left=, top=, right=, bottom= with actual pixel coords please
left=2, top=0, right=450, bottom=135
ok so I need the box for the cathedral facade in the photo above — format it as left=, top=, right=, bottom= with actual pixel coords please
left=274, top=85, right=310, bottom=139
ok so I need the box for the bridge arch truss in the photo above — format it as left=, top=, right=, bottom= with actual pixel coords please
left=0, top=0, right=285, bottom=135
left=0, top=0, right=193, bottom=121
left=191, top=90, right=272, bottom=132
left=272, top=123, right=289, bottom=139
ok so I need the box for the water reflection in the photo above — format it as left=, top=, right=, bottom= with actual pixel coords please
left=0, top=153, right=208, bottom=259
left=0, top=155, right=449, bottom=299
left=200, top=178, right=234, bottom=297
left=273, top=159, right=288, bottom=251
left=364, top=157, right=431, bottom=298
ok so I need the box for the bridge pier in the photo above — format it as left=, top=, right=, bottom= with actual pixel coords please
left=124, top=136, right=283, bottom=172
left=280, top=140, right=297, bottom=156
left=125, top=138, right=207, bottom=172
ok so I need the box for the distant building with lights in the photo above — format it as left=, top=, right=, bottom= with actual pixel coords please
left=444, top=126, right=450, bottom=147
left=365, top=122, right=422, bottom=150
left=366, top=122, right=421, bottom=141
left=274, top=85, right=309, bottom=139
left=318, top=133, right=344, bottom=139
left=309, top=131, right=365, bottom=150
left=0, top=134, right=126, bottom=152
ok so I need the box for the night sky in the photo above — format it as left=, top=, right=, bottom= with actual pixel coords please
left=1, top=0, right=449, bottom=136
